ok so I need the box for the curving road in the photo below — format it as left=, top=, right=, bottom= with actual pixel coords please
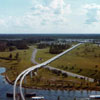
left=14, top=43, right=94, bottom=100
left=31, top=46, right=94, bottom=82
left=31, top=48, right=38, bottom=65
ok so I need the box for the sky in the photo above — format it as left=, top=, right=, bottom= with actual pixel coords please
left=0, top=0, right=100, bottom=34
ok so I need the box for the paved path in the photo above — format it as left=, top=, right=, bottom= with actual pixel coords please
left=14, top=43, right=94, bottom=100
left=31, top=45, right=94, bottom=82
left=13, top=43, right=94, bottom=100
left=31, top=48, right=38, bottom=65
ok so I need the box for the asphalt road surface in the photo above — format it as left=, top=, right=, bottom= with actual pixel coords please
left=31, top=44, right=94, bottom=82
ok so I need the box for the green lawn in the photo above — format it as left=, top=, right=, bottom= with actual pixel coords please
left=36, top=48, right=57, bottom=63
left=24, top=68, right=99, bottom=90
left=0, top=45, right=85, bottom=88
left=0, top=43, right=100, bottom=90
left=0, top=46, right=34, bottom=81
left=0, top=45, right=92, bottom=90
left=36, top=43, right=100, bottom=79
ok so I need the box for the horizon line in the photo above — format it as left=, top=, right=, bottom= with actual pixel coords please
left=0, top=33, right=100, bottom=35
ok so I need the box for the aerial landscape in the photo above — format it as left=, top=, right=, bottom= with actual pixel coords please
left=0, top=34, right=100, bottom=100
left=0, top=0, right=100, bottom=100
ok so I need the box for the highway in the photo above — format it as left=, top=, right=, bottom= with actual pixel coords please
left=13, top=43, right=92, bottom=100
left=31, top=48, right=94, bottom=82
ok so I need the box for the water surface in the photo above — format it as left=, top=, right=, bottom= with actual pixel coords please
left=0, top=67, right=100, bottom=100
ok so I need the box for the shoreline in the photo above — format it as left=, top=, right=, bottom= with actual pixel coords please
left=3, top=72, right=100, bottom=92
left=0, top=44, right=100, bottom=92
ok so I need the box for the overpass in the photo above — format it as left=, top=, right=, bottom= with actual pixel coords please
left=13, top=43, right=92, bottom=100
left=31, top=48, right=94, bottom=82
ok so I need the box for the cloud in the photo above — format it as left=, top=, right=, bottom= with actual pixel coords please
left=85, top=8, right=98, bottom=24
left=0, top=19, right=6, bottom=26
left=84, top=4, right=100, bottom=9
left=83, top=3, right=100, bottom=24
left=1, top=0, right=100, bottom=33
left=31, top=0, right=71, bottom=25
left=0, top=0, right=71, bottom=32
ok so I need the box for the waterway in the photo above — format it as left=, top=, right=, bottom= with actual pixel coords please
left=0, top=67, right=100, bottom=100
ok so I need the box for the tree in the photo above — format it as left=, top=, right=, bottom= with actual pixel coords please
left=78, top=68, right=82, bottom=73
left=49, top=44, right=63, bottom=54
left=95, top=65, right=98, bottom=68
left=16, top=41, right=29, bottom=49
left=15, top=52, right=19, bottom=59
left=9, top=53, right=12, bottom=59
left=37, top=43, right=49, bottom=49
left=62, top=73, right=68, bottom=78
left=9, top=46, right=16, bottom=51
left=0, top=41, right=7, bottom=52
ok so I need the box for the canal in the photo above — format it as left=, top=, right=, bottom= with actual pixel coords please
left=0, top=67, right=100, bottom=100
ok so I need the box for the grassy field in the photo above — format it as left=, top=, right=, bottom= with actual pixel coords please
left=0, top=43, right=100, bottom=90
left=24, top=68, right=100, bottom=90
left=0, top=46, right=34, bottom=81
left=36, top=48, right=57, bottom=63
left=36, top=43, right=100, bottom=79
left=0, top=45, right=91, bottom=90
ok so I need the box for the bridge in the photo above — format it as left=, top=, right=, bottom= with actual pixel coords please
left=13, top=43, right=94, bottom=100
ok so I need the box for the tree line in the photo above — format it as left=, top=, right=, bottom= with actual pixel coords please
left=0, top=40, right=29, bottom=52
left=49, top=44, right=71, bottom=54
